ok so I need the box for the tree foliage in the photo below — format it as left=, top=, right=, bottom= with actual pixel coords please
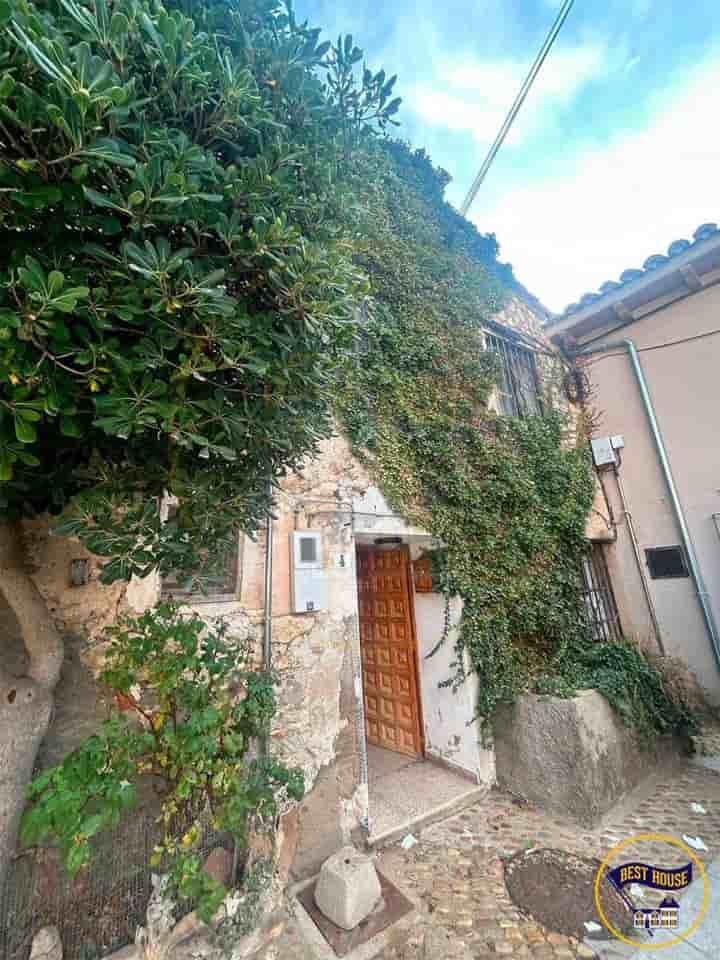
left=0, top=0, right=402, bottom=916
left=0, top=0, right=397, bottom=586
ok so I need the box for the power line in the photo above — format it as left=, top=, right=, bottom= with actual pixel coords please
left=460, top=0, right=577, bottom=218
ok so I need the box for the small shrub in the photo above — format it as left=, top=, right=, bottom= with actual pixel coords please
left=534, top=639, right=699, bottom=740
left=21, top=604, right=303, bottom=921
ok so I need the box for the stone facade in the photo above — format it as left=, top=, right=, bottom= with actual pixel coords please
left=8, top=294, right=558, bottom=879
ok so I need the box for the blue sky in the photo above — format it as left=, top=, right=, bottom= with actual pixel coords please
left=298, top=0, right=719, bottom=313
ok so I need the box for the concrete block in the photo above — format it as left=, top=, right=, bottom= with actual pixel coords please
left=314, top=846, right=382, bottom=930
left=29, top=926, right=62, bottom=960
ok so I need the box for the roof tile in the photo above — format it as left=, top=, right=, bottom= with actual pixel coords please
left=561, top=222, right=720, bottom=317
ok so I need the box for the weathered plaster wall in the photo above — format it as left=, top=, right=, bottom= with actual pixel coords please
left=166, top=434, right=373, bottom=879
left=414, top=594, right=494, bottom=784
left=22, top=514, right=159, bottom=647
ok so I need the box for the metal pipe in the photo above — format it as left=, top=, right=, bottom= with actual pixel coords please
left=613, top=465, right=665, bottom=654
left=622, top=338, right=720, bottom=669
left=260, top=482, right=274, bottom=758
left=263, top=504, right=273, bottom=671
left=578, top=338, right=720, bottom=671
left=349, top=510, right=371, bottom=837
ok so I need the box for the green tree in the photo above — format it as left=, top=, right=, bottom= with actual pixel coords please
left=0, top=0, right=396, bottom=892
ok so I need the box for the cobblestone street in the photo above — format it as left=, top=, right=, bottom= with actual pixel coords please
left=277, top=726, right=720, bottom=959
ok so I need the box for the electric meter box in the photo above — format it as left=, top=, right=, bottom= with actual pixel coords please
left=290, top=531, right=328, bottom=613
left=591, top=436, right=617, bottom=467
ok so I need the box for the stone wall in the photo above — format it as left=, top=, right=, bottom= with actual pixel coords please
left=493, top=690, right=688, bottom=825
left=11, top=432, right=374, bottom=881
left=6, top=294, right=568, bottom=874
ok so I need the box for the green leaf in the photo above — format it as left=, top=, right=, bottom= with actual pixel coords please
left=65, top=841, right=90, bottom=875
left=16, top=407, right=41, bottom=422
left=60, top=416, right=83, bottom=437
left=71, top=163, right=89, bottom=182
left=48, top=271, right=64, bottom=296
left=14, top=416, right=37, bottom=443
left=83, top=187, right=129, bottom=215
left=0, top=74, right=14, bottom=100
left=52, top=287, right=90, bottom=313
left=79, top=138, right=136, bottom=169
left=81, top=813, right=107, bottom=838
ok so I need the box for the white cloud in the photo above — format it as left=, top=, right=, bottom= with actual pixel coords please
left=407, top=42, right=606, bottom=147
left=475, top=53, right=720, bottom=313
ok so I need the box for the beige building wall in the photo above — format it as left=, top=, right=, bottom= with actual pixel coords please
left=584, top=282, right=720, bottom=700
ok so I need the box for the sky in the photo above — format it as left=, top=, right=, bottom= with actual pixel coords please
left=297, top=0, right=720, bottom=314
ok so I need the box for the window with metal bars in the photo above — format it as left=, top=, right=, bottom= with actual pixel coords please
left=161, top=504, right=240, bottom=600
left=581, top=543, right=622, bottom=642
left=485, top=332, right=542, bottom=417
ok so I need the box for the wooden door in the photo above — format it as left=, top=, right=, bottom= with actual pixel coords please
left=357, top=545, right=423, bottom=757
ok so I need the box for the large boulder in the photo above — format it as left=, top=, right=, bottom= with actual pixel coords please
left=494, top=689, right=687, bottom=825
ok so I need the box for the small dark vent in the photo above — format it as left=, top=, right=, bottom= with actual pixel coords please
left=645, top=546, right=689, bottom=580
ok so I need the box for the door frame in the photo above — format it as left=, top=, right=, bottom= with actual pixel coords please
left=356, top=542, right=426, bottom=758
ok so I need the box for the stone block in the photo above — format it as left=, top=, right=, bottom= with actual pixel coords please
left=314, top=846, right=382, bottom=930
left=494, top=690, right=688, bottom=825
left=30, top=926, right=62, bottom=960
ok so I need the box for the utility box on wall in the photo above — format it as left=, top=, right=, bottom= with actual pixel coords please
left=290, top=531, right=328, bottom=613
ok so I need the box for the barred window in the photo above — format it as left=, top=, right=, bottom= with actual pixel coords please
left=161, top=504, right=240, bottom=600
left=581, top=543, right=622, bottom=642
left=485, top=332, right=541, bottom=417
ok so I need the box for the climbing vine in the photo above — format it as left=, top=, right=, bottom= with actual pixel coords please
left=339, top=141, right=696, bottom=738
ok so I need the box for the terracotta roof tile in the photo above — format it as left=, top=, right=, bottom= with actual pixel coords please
left=561, top=222, right=719, bottom=317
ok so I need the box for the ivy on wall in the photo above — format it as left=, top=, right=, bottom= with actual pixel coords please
left=338, top=141, right=697, bottom=739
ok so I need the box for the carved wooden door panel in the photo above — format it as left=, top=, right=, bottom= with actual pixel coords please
left=357, top=545, right=423, bottom=757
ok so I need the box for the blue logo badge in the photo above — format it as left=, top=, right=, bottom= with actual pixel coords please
left=607, top=861, right=692, bottom=934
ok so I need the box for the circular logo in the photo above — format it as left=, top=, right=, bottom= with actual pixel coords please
left=594, top=833, right=709, bottom=949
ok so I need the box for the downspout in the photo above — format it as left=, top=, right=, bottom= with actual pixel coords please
left=578, top=338, right=720, bottom=671
left=261, top=482, right=274, bottom=757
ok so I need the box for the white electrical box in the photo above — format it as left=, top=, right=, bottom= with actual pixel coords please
left=591, top=437, right=617, bottom=467
left=290, top=531, right=328, bottom=613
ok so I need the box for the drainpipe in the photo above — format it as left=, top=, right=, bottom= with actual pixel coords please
left=261, top=481, right=274, bottom=757
left=578, top=338, right=720, bottom=672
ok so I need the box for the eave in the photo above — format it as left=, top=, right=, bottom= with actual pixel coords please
left=545, top=232, right=720, bottom=347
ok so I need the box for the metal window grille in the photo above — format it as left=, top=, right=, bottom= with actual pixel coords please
left=581, top=544, right=622, bottom=642
left=161, top=506, right=240, bottom=600
left=485, top=332, right=542, bottom=416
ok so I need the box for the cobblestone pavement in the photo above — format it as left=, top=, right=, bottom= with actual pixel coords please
left=276, top=726, right=720, bottom=960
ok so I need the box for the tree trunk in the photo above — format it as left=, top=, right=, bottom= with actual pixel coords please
left=0, top=523, right=63, bottom=896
